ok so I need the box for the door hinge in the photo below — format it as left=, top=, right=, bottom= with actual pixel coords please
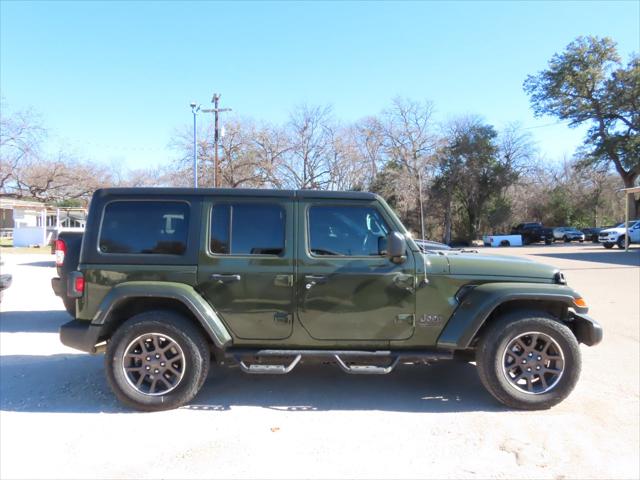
left=395, top=314, right=415, bottom=327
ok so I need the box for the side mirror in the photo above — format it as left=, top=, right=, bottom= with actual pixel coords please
left=384, top=232, right=406, bottom=264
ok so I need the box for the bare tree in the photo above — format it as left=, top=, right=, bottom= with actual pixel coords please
left=380, top=98, right=439, bottom=239
left=0, top=105, right=46, bottom=191
left=11, top=152, right=114, bottom=203
left=353, top=116, right=385, bottom=186
left=280, top=104, right=334, bottom=189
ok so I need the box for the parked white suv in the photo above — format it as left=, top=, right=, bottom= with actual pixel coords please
left=598, top=220, right=640, bottom=249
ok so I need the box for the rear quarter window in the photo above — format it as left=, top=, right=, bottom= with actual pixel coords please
left=99, top=201, right=190, bottom=255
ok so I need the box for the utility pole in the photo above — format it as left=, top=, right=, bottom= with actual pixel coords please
left=190, top=102, right=200, bottom=188
left=201, top=93, right=231, bottom=187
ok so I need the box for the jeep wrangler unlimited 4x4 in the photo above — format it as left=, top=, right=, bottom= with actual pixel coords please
left=59, top=188, right=602, bottom=411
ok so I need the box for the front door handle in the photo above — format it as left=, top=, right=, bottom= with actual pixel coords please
left=210, top=273, right=241, bottom=284
left=304, top=274, right=327, bottom=289
left=393, top=274, right=415, bottom=292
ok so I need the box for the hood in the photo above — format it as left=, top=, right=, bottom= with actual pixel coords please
left=600, top=227, right=622, bottom=234
left=445, top=252, right=557, bottom=281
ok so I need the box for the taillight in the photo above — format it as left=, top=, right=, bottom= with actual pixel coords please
left=67, top=271, right=84, bottom=298
left=55, top=239, right=66, bottom=267
left=74, top=275, right=85, bottom=294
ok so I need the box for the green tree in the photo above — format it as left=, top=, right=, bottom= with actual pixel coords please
left=524, top=36, right=639, bottom=217
left=438, top=119, right=519, bottom=241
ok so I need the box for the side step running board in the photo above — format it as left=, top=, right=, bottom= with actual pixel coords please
left=334, top=354, right=399, bottom=375
left=228, top=349, right=452, bottom=376
left=236, top=354, right=301, bottom=374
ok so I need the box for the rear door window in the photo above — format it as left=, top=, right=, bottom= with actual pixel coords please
left=210, top=203, right=285, bottom=255
left=99, top=201, right=190, bottom=255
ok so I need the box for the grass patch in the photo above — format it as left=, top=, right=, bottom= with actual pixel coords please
left=0, top=239, right=52, bottom=255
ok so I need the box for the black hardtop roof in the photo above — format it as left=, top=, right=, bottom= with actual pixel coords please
left=93, top=187, right=378, bottom=201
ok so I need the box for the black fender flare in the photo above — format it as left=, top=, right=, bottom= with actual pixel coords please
left=92, top=281, right=232, bottom=349
left=436, top=283, right=590, bottom=349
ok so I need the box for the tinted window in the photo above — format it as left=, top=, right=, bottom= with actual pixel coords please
left=100, top=201, right=189, bottom=255
left=210, top=203, right=285, bottom=255
left=308, top=206, right=389, bottom=256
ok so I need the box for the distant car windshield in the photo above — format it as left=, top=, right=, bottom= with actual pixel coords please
left=615, top=221, right=639, bottom=228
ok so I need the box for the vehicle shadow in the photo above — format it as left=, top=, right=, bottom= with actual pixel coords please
left=20, top=261, right=55, bottom=268
left=0, top=353, right=505, bottom=414
left=531, top=248, right=640, bottom=267
left=0, top=310, right=70, bottom=333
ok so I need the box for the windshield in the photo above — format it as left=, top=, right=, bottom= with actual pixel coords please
left=615, top=221, right=639, bottom=228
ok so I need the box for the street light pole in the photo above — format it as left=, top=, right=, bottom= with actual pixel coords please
left=201, top=93, right=231, bottom=187
left=190, top=102, right=200, bottom=188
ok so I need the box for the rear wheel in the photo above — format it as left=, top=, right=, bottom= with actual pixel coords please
left=476, top=311, right=581, bottom=410
left=105, top=310, right=210, bottom=411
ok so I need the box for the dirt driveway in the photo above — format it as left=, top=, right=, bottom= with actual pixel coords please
left=1, top=244, right=638, bottom=479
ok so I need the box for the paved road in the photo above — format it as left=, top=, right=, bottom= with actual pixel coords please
left=0, top=245, right=638, bottom=479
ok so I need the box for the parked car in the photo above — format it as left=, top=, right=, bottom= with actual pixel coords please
left=598, top=220, right=640, bottom=249
left=510, top=223, right=553, bottom=245
left=50, top=231, right=83, bottom=316
left=581, top=227, right=603, bottom=243
left=414, top=239, right=451, bottom=252
left=59, top=187, right=602, bottom=411
left=482, top=234, right=523, bottom=247
left=552, top=227, right=585, bottom=243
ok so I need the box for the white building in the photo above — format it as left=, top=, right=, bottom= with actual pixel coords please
left=0, top=197, right=86, bottom=247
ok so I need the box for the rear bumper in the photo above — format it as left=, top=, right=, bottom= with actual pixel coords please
left=59, top=320, right=103, bottom=354
left=51, top=277, right=63, bottom=297
left=571, top=312, right=603, bottom=347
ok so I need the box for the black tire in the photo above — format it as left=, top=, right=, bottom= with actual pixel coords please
left=499, top=240, right=510, bottom=247
left=617, top=236, right=626, bottom=249
left=563, top=235, right=570, bottom=243
left=579, top=239, right=584, bottom=243
left=476, top=310, right=581, bottom=410
left=544, top=238, right=552, bottom=245
left=603, top=242, right=614, bottom=249
left=105, top=310, right=210, bottom=411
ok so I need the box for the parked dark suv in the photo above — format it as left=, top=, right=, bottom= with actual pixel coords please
left=510, top=223, right=553, bottom=245
left=59, top=188, right=602, bottom=411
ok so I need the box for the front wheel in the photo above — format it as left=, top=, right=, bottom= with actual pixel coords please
left=603, top=242, right=614, bottom=249
left=563, top=235, right=570, bottom=243
left=476, top=311, right=581, bottom=410
left=105, top=311, right=210, bottom=411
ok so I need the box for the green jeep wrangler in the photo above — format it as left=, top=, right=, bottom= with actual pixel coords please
left=59, top=188, right=602, bottom=411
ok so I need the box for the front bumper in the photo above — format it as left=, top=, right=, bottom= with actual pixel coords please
left=59, top=320, right=103, bottom=354
left=571, top=312, right=603, bottom=346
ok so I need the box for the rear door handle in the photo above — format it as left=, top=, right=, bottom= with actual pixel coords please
left=304, top=275, right=327, bottom=289
left=210, top=274, right=241, bottom=284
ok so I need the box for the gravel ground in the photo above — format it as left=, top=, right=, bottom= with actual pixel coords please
left=0, top=244, right=638, bottom=479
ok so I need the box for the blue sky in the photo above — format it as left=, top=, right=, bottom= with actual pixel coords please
left=1, top=1, right=639, bottom=170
